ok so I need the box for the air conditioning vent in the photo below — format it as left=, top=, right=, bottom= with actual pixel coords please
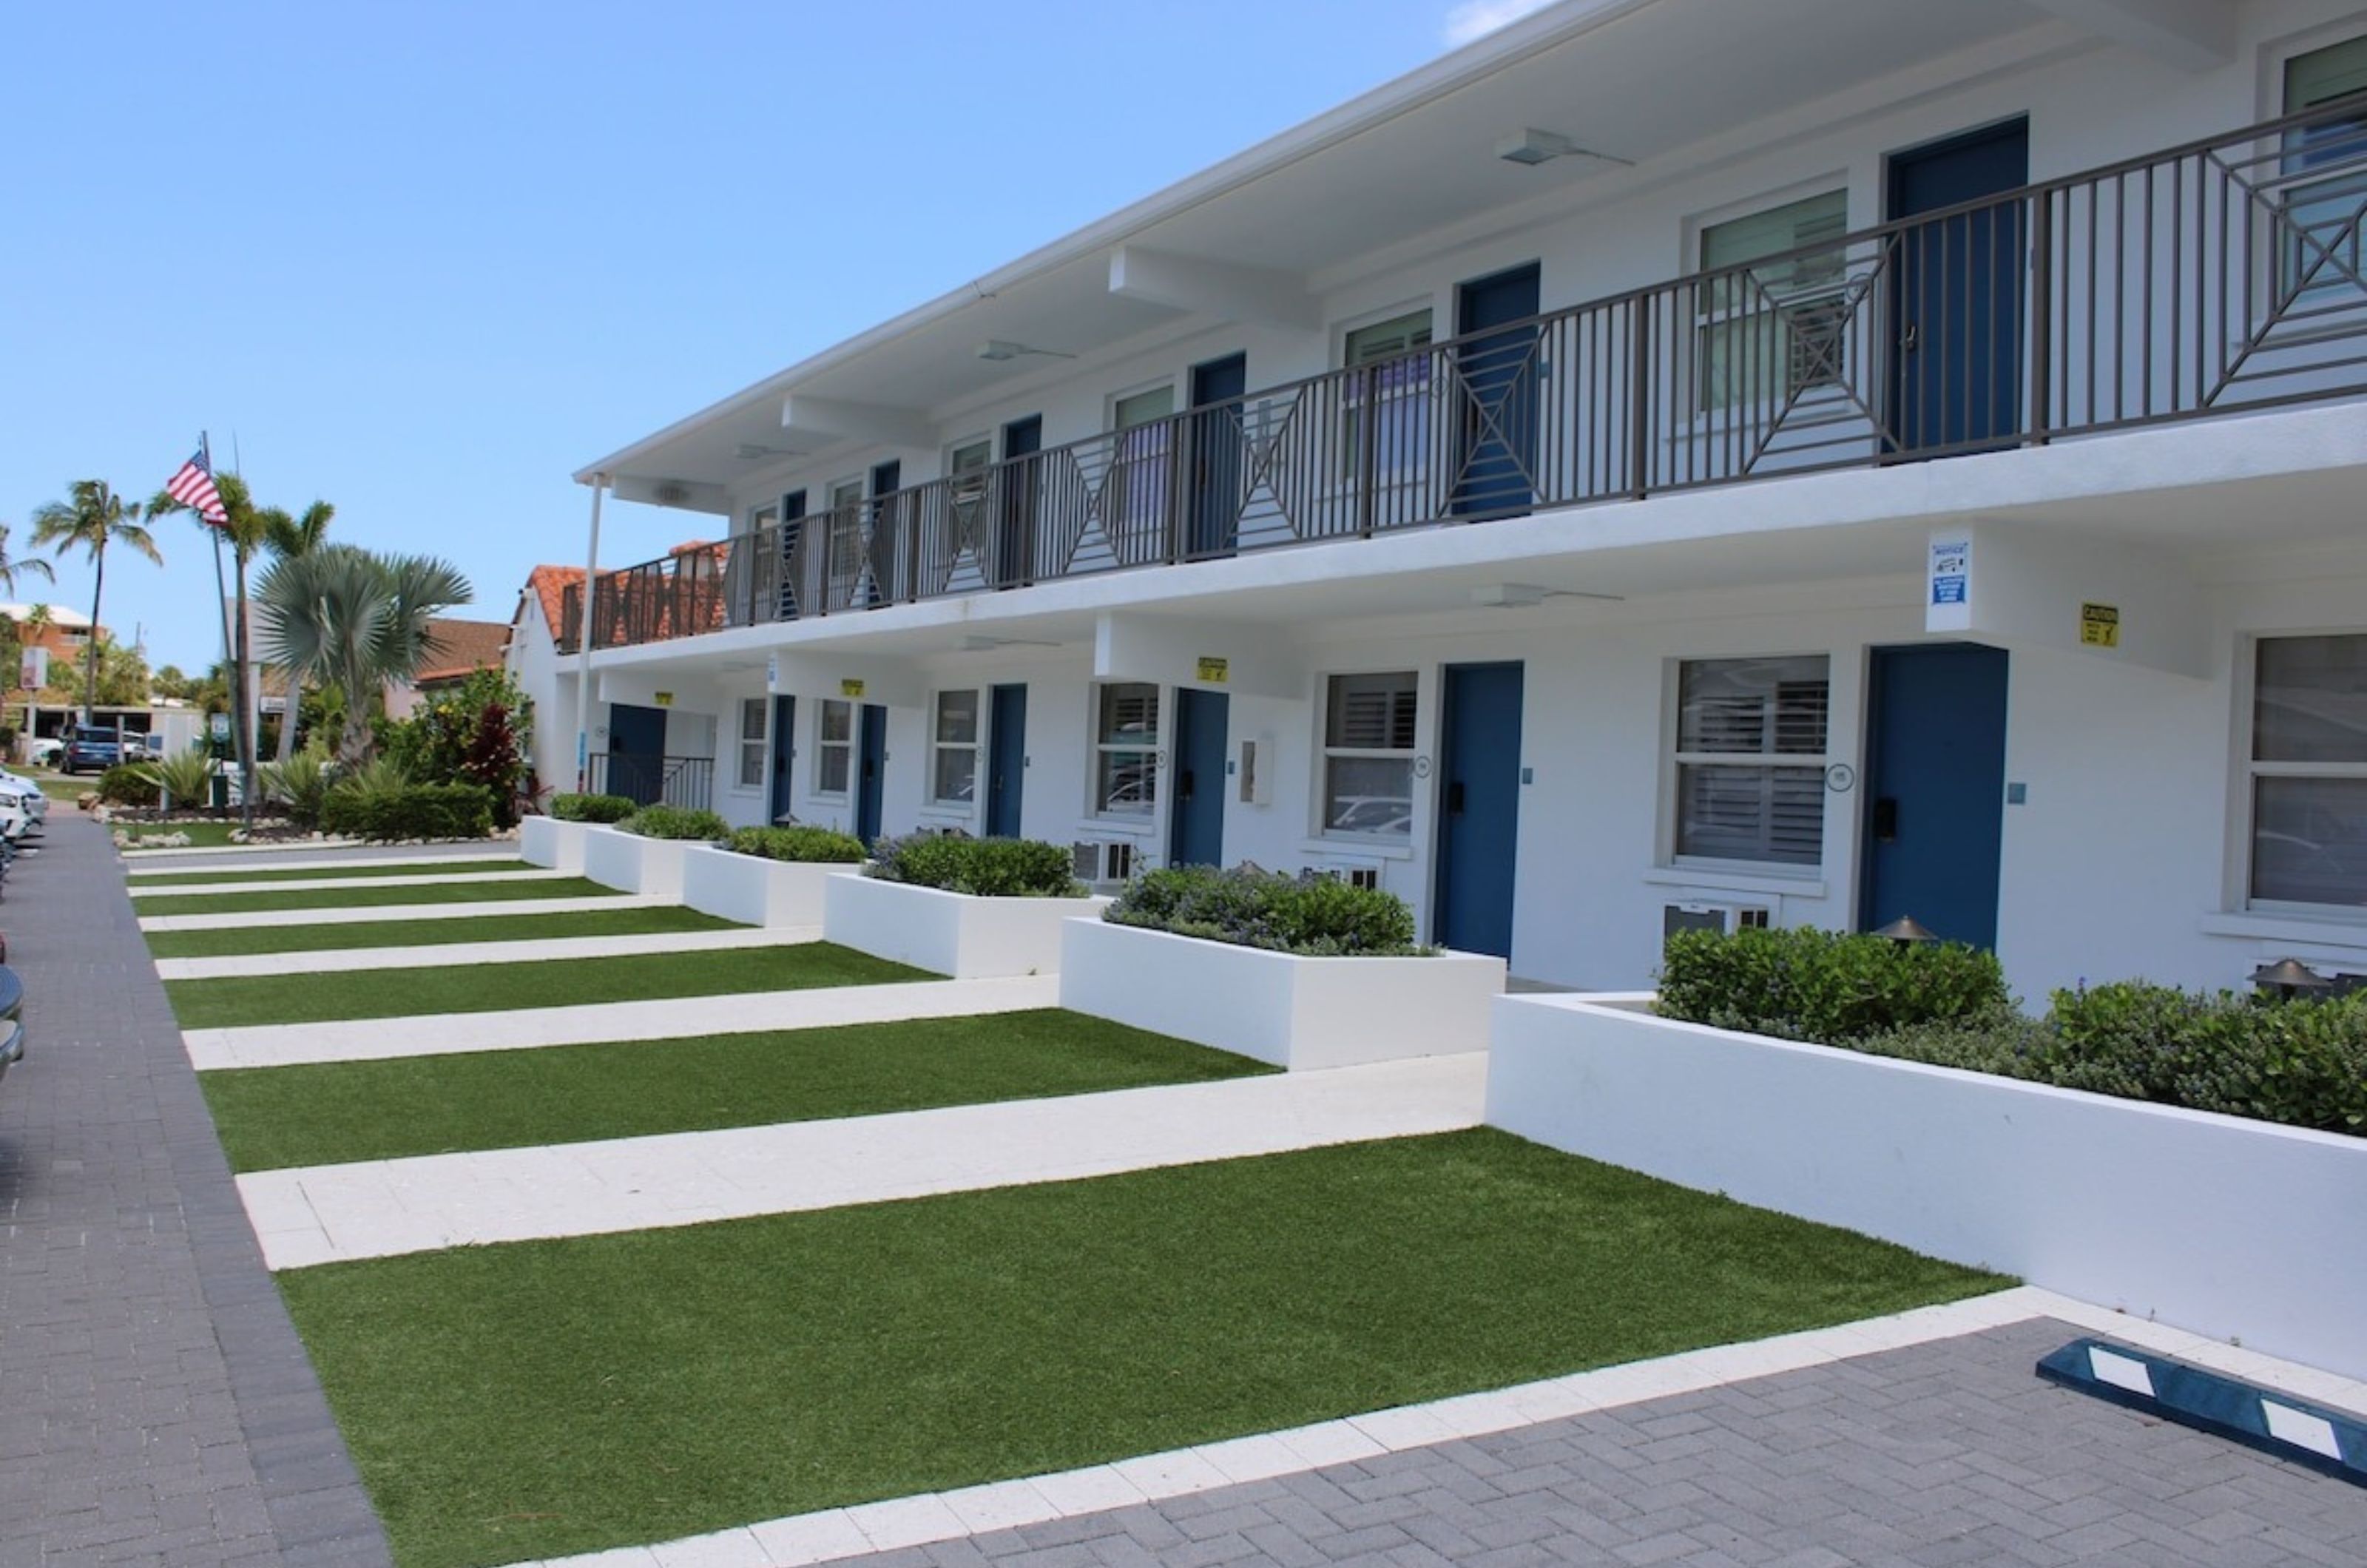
left=1309, top=856, right=1384, bottom=892
left=1662, top=902, right=1772, bottom=941
left=1071, top=839, right=1138, bottom=891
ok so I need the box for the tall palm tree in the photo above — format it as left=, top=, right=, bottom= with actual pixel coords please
left=255, top=546, right=472, bottom=765
left=29, top=480, right=163, bottom=725
left=0, top=523, right=55, bottom=599
left=261, top=499, right=333, bottom=758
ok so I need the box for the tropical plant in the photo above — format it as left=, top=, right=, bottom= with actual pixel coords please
left=550, top=791, right=636, bottom=823
left=254, top=546, right=473, bottom=766
left=141, top=749, right=216, bottom=811
left=619, top=803, right=731, bottom=841
left=0, top=522, right=55, bottom=598
left=729, top=824, right=866, bottom=863
left=870, top=834, right=1086, bottom=899
left=256, top=750, right=332, bottom=828
left=27, top=480, right=163, bottom=724
left=379, top=669, right=531, bottom=826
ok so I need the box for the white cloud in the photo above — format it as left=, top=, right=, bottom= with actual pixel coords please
left=1442, top=0, right=1556, bottom=47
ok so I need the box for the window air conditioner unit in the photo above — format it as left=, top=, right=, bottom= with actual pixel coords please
left=1070, top=839, right=1138, bottom=892
left=1310, top=856, right=1385, bottom=893
left=1662, top=902, right=1772, bottom=940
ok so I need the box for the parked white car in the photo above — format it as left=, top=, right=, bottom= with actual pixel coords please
left=24, top=737, right=63, bottom=768
left=0, top=769, right=50, bottom=828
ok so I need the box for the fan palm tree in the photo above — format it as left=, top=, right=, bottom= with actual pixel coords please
left=0, top=523, right=55, bottom=599
left=261, top=499, right=333, bottom=758
left=28, top=480, right=163, bottom=724
left=255, top=545, right=472, bottom=765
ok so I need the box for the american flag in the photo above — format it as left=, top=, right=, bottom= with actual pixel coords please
left=165, top=447, right=229, bottom=527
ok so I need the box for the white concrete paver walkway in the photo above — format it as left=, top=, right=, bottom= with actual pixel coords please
left=238, top=1052, right=1488, bottom=1269
left=141, top=893, right=656, bottom=933
left=184, top=975, right=1061, bottom=1069
left=506, top=1285, right=2367, bottom=1568
left=154, top=926, right=814, bottom=980
left=130, top=868, right=567, bottom=897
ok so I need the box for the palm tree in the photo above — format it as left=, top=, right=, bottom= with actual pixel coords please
left=0, top=523, right=55, bottom=599
left=262, top=499, right=333, bottom=758
left=255, top=546, right=472, bottom=765
left=29, top=480, right=163, bottom=725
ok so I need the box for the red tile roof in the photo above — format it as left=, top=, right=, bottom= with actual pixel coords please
left=521, top=565, right=585, bottom=638
left=413, top=618, right=514, bottom=685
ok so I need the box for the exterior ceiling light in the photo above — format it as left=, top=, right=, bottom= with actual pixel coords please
left=734, top=443, right=794, bottom=461
left=1470, top=583, right=1624, bottom=608
left=959, top=634, right=1063, bottom=652
left=1495, top=128, right=1633, bottom=168
left=976, top=340, right=1077, bottom=362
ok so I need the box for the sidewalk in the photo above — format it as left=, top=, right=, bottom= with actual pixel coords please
left=0, top=815, right=391, bottom=1567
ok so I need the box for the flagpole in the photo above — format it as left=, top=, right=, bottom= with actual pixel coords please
left=202, top=433, right=243, bottom=818
left=573, top=473, right=606, bottom=793
left=229, top=433, right=255, bottom=836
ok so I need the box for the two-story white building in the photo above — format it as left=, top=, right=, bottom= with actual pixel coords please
left=565, top=0, right=2367, bottom=1002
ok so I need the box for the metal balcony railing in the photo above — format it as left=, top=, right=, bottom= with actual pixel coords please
left=560, top=102, right=2367, bottom=655
left=587, top=751, right=715, bottom=811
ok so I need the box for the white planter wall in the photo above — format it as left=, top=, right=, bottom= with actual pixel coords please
left=1487, top=994, right=2367, bottom=1382
left=519, top=817, right=586, bottom=872
left=580, top=826, right=694, bottom=899
left=1060, top=918, right=1506, bottom=1070
left=679, top=845, right=846, bottom=927
left=822, top=873, right=1109, bottom=979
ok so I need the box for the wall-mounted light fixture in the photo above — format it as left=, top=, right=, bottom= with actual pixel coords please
left=976, top=340, right=1078, bottom=362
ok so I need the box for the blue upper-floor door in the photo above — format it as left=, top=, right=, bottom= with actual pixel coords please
left=1434, top=662, right=1524, bottom=959
left=997, top=416, right=1041, bottom=588
left=1859, top=643, right=2009, bottom=950
left=987, top=683, right=1027, bottom=839
left=1886, top=119, right=2028, bottom=455
left=1453, top=263, right=1541, bottom=518
left=1186, top=354, right=1246, bottom=559
left=1168, top=688, right=1229, bottom=868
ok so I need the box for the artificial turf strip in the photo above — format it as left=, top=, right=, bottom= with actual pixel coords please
left=135, top=875, right=621, bottom=917
left=201, top=1009, right=1276, bottom=1172
left=128, top=858, right=539, bottom=887
left=280, top=1128, right=2010, bottom=1568
left=165, top=942, right=930, bottom=1030
left=144, top=905, right=742, bottom=960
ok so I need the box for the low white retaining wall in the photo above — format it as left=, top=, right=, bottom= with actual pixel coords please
left=821, top=873, right=1109, bottom=978
left=1061, top=919, right=1507, bottom=1070
left=679, top=845, right=845, bottom=927
left=519, top=817, right=586, bottom=872
left=1487, top=994, right=2367, bottom=1381
left=579, top=826, right=692, bottom=900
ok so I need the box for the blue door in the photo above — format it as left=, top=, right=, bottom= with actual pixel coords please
left=1168, top=688, right=1229, bottom=868
left=1888, top=120, right=2027, bottom=453
left=1453, top=263, right=1541, bottom=518
left=1434, top=663, right=1524, bottom=958
left=1186, top=354, right=1246, bottom=558
left=996, top=416, right=1041, bottom=587
left=769, top=695, right=796, bottom=822
left=987, top=684, right=1027, bottom=837
left=868, top=460, right=902, bottom=604
left=1860, top=643, right=2009, bottom=948
left=607, top=703, right=667, bottom=805
left=856, top=703, right=888, bottom=844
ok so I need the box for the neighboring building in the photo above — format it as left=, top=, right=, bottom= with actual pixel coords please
left=1, top=602, right=101, bottom=696
left=564, top=0, right=2367, bottom=1001
left=385, top=617, right=513, bottom=719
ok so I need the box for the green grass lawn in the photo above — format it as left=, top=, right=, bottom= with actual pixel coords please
left=137, top=875, right=620, bottom=917
left=282, top=1128, right=2010, bottom=1568
left=118, top=821, right=249, bottom=850
left=203, top=1010, right=1274, bottom=1171
left=146, top=905, right=741, bottom=960
left=129, top=858, right=538, bottom=888
left=167, top=943, right=930, bottom=1029
left=27, top=773, right=92, bottom=802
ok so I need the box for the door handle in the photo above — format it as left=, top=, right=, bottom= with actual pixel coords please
left=1872, top=797, right=1899, bottom=842
left=1179, top=769, right=1194, bottom=800
left=1900, top=322, right=1921, bottom=353
left=1447, top=781, right=1467, bottom=814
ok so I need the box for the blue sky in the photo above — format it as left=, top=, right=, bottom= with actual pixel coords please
left=2, top=1, right=1547, bottom=674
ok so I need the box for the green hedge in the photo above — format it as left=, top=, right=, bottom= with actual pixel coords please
left=870, top=834, right=1083, bottom=898
left=550, top=793, right=638, bottom=824
left=728, top=825, right=865, bottom=864
left=1658, top=925, right=2012, bottom=1043
left=98, top=763, right=161, bottom=808
left=319, top=782, right=495, bottom=842
left=621, top=804, right=730, bottom=841
left=1105, top=865, right=1421, bottom=956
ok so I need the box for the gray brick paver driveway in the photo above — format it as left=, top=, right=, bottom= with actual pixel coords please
left=0, top=816, right=388, bottom=1567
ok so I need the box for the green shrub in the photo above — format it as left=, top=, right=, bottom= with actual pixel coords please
left=550, top=792, right=637, bottom=824
left=728, top=825, right=865, bottom=864
left=141, top=750, right=217, bottom=810
left=319, top=782, right=495, bottom=842
left=98, top=763, right=160, bottom=808
left=1105, top=865, right=1422, bottom=956
left=870, top=834, right=1084, bottom=898
left=621, top=804, right=730, bottom=841
left=1657, top=925, right=2013, bottom=1043
left=257, top=752, right=331, bottom=828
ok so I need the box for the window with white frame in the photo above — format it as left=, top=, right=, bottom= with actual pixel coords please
left=1343, top=309, right=1434, bottom=480
left=736, top=698, right=767, bottom=791
left=948, top=437, right=993, bottom=508
left=1696, top=190, right=1848, bottom=411
left=1671, top=655, right=1829, bottom=868
left=814, top=699, right=853, bottom=796
left=2248, top=633, right=2367, bottom=909
left=1323, top=672, right=1417, bottom=837
left=932, top=689, right=980, bottom=806
left=2282, top=36, right=2367, bottom=301
left=825, top=477, right=865, bottom=606
left=1093, top=683, right=1160, bottom=817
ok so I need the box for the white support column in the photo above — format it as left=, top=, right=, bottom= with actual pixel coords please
left=572, top=473, right=607, bottom=791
